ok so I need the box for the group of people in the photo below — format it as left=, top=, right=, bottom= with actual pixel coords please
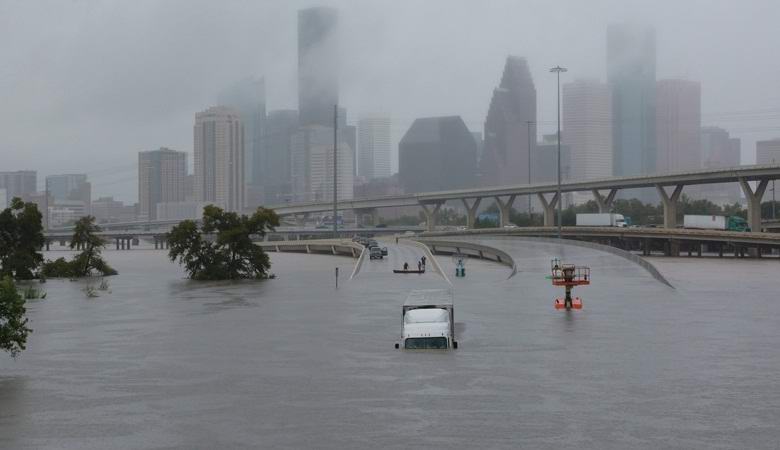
left=402, top=255, right=426, bottom=272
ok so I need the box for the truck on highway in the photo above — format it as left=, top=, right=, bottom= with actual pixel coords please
left=683, top=215, right=750, bottom=232
left=395, top=289, right=457, bottom=350
left=576, top=213, right=627, bottom=227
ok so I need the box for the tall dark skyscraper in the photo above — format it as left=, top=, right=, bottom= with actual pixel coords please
left=298, top=6, right=338, bottom=128
left=607, top=23, right=656, bottom=178
left=481, top=56, right=537, bottom=192
left=262, top=110, right=299, bottom=204
left=399, top=116, right=477, bottom=194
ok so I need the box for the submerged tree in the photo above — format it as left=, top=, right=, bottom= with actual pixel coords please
left=41, top=216, right=116, bottom=278
left=168, top=205, right=279, bottom=280
left=0, top=197, right=44, bottom=280
left=0, top=276, right=32, bottom=357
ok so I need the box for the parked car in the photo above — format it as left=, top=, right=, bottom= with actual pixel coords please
left=369, top=246, right=383, bottom=260
left=381, top=247, right=388, bottom=256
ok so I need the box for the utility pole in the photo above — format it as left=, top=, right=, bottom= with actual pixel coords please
left=333, top=104, right=338, bottom=238
left=44, top=176, right=49, bottom=231
left=549, top=65, right=567, bottom=239
left=526, top=120, right=534, bottom=220
left=773, top=158, right=777, bottom=220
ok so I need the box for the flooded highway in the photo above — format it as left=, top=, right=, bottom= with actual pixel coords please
left=1, top=239, right=779, bottom=449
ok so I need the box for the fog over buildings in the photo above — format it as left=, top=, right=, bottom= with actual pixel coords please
left=2, top=0, right=780, bottom=205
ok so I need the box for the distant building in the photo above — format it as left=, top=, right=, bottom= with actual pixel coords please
left=46, top=173, right=91, bottom=216
left=532, top=134, right=572, bottom=208
left=358, top=116, right=392, bottom=180
left=218, top=77, right=266, bottom=193
left=481, top=56, right=537, bottom=191
left=399, top=116, right=477, bottom=194
left=563, top=79, right=612, bottom=182
left=471, top=131, right=484, bottom=165
left=262, top=110, right=299, bottom=204
left=756, top=138, right=780, bottom=165
left=0, top=170, right=36, bottom=202
left=608, top=23, right=656, bottom=178
left=291, top=125, right=353, bottom=202
left=138, top=148, right=187, bottom=221
left=0, top=188, right=6, bottom=210
left=298, top=6, right=339, bottom=128
left=656, top=79, right=701, bottom=174
left=698, top=127, right=741, bottom=204
left=48, top=200, right=88, bottom=227
left=91, top=197, right=136, bottom=223
left=194, top=106, right=245, bottom=212
left=155, top=201, right=211, bottom=221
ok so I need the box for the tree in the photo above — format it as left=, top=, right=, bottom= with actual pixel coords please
left=0, top=276, right=32, bottom=357
left=40, top=216, right=116, bottom=278
left=168, top=205, right=280, bottom=280
left=0, top=197, right=44, bottom=280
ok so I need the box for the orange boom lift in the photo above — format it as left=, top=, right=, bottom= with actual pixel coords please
left=550, top=258, right=590, bottom=310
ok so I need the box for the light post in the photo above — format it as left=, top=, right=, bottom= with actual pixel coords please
left=526, top=120, right=534, bottom=221
left=773, top=158, right=777, bottom=220
left=549, top=65, right=567, bottom=239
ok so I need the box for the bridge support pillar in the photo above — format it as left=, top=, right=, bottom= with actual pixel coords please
left=495, top=195, right=516, bottom=227
left=738, top=178, right=769, bottom=233
left=355, top=208, right=379, bottom=227
left=656, top=184, right=684, bottom=229
left=115, top=238, right=120, bottom=250
left=537, top=192, right=559, bottom=228
left=295, top=213, right=309, bottom=228
left=45, top=241, right=50, bottom=251
left=461, top=198, right=481, bottom=229
left=420, top=202, right=443, bottom=232
left=592, top=189, right=618, bottom=213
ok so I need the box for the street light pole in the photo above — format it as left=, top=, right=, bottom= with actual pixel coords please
left=333, top=104, right=338, bottom=238
left=549, top=65, right=567, bottom=239
left=773, top=158, right=777, bottom=220
left=526, top=120, right=534, bottom=220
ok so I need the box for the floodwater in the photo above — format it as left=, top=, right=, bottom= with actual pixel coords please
left=1, top=239, right=779, bottom=449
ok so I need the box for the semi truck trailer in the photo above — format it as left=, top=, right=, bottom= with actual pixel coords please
left=575, top=213, right=627, bottom=227
left=395, top=289, right=457, bottom=350
left=683, top=215, right=750, bottom=232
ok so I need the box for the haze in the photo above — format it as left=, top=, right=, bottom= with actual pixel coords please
left=1, top=0, right=779, bottom=202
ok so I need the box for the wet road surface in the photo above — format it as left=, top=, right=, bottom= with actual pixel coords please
left=1, top=240, right=779, bottom=449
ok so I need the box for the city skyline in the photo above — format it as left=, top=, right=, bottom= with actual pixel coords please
left=2, top=1, right=780, bottom=203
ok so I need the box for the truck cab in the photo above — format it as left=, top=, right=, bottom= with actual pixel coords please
left=395, top=289, right=457, bottom=350
left=369, top=246, right=383, bottom=260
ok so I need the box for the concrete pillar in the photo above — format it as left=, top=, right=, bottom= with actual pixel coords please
left=420, top=202, right=443, bottom=232
left=116, top=238, right=120, bottom=250
left=592, top=189, right=618, bottom=213
left=495, top=195, right=516, bottom=227
left=738, top=178, right=769, bottom=232
left=656, top=184, right=685, bottom=229
left=295, top=213, right=309, bottom=227
left=120, top=238, right=125, bottom=250
left=45, top=241, right=50, bottom=251
left=461, top=198, right=482, bottom=229
left=495, top=195, right=517, bottom=228
left=537, top=192, right=559, bottom=228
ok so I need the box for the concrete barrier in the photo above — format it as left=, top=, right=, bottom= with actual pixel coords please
left=412, top=238, right=518, bottom=279
left=400, top=239, right=452, bottom=285
left=256, top=239, right=363, bottom=259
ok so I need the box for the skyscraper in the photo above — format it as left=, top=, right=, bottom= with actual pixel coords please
left=138, top=148, right=187, bottom=221
left=699, top=127, right=741, bottom=204
left=290, top=125, right=353, bottom=203
left=756, top=139, right=780, bottom=165
left=481, top=56, right=537, bottom=190
left=358, top=116, right=392, bottom=180
left=262, top=110, right=299, bottom=204
left=399, top=116, right=477, bottom=194
left=607, top=24, right=656, bottom=178
left=0, top=171, right=36, bottom=203
left=194, top=106, right=245, bottom=212
left=217, top=77, right=266, bottom=193
left=563, top=79, right=612, bottom=182
left=298, top=6, right=338, bottom=128
left=656, top=79, right=701, bottom=174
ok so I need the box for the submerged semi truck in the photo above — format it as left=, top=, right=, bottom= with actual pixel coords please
left=395, top=289, right=457, bottom=350
left=576, top=213, right=627, bottom=227
left=683, top=215, right=750, bottom=232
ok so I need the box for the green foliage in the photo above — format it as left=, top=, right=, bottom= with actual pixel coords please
left=0, top=276, right=33, bottom=357
left=0, top=197, right=45, bottom=280
left=168, top=206, right=280, bottom=280
left=41, top=216, right=117, bottom=278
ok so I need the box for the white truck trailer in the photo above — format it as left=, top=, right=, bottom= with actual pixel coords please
left=395, top=289, right=457, bottom=350
left=576, top=213, right=627, bottom=227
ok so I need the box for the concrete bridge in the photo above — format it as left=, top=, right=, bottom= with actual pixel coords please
left=267, top=164, right=780, bottom=233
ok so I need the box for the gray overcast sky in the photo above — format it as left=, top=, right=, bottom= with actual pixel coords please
left=1, top=0, right=779, bottom=202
